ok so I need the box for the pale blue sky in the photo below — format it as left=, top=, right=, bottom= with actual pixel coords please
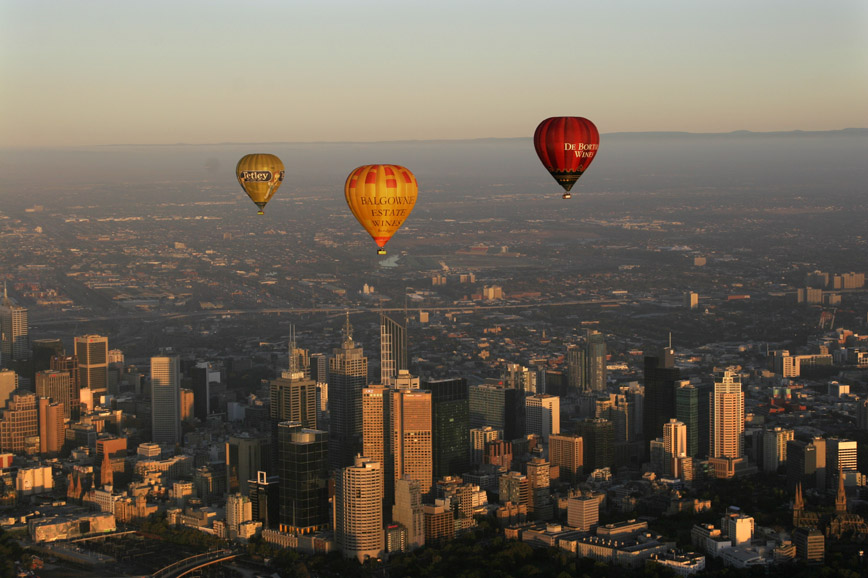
left=1, top=0, right=866, bottom=147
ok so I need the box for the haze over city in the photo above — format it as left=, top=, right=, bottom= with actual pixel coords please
left=1, top=2, right=867, bottom=578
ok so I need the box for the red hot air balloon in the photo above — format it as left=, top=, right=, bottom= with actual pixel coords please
left=533, top=117, right=600, bottom=199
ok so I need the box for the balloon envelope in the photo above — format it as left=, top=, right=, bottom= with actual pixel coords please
left=533, top=117, right=599, bottom=195
left=236, top=153, right=285, bottom=214
left=345, top=164, right=418, bottom=254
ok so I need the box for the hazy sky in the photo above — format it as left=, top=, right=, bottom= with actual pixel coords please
left=1, top=0, right=866, bottom=147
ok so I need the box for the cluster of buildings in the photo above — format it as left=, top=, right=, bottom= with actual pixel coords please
left=2, top=273, right=868, bottom=572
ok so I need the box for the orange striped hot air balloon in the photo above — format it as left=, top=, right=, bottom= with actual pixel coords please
left=235, top=153, right=285, bottom=215
left=345, top=164, right=418, bottom=255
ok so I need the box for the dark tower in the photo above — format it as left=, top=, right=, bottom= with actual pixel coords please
left=642, top=347, right=680, bottom=460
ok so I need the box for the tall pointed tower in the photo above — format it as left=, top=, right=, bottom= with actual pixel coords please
left=329, top=313, right=368, bottom=470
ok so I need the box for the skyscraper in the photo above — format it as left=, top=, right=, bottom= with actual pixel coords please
left=566, top=331, right=607, bottom=393
left=75, top=335, right=108, bottom=399
left=762, top=427, right=794, bottom=474
left=362, top=386, right=391, bottom=513
left=391, top=388, right=433, bottom=496
left=50, top=355, right=80, bottom=416
left=585, top=330, right=607, bottom=392
left=662, top=419, right=687, bottom=477
left=525, top=393, right=560, bottom=442
left=335, top=455, right=384, bottom=562
left=469, top=383, right=524, bottom=440
left=277, top=421, right=329, bottom=533
left=424, top=377, right=469, bottom=480
left=191, top=361, right=220, bottom=421
left=35, top=370, right=74, bottom=419
left=270, top=367, right=317, bottom=429
left=226, top=434, right=271, bottom=495
left=0, top=391, right=38, bottom=454
left=0, top=369, right=18, bottom=408
left=643, top=347, right=680, bottom=460
left=470, top=426, right=500, bottom=465
left=674, top=380, right=698, bottom=458
left=826, top=438, right=858, bottom=489
left=30, top=338, right=64, bottom=375
left=549, top=433, right=583, bottom=483
left=576, top=418, right=614, bottom=473
left=0, top=284, right=29, bottom=368
left=711, top=367, right=744, bottom=459
left=329, top=315, right=368, bottom=470
left=392, top=477, right=425, bottom=549
left=38, top=397, right=65, bottom=456
left=249, top=471, right=280, bottom=530
left=380, top=314, right=407, bottom=387
left=150, top=356, right=181, bottom=445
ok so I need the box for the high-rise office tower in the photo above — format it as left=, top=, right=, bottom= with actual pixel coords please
left=0, top=284, right=29, bottom=368
left=424, top=377, right=469, bottom=479
left=226, top=434, right=271, bottom=495
left=469, top=383, right=524, bottom=440
left=38, top=397, right=65, bottom=456
left=335, top=455, right=384, bottom=563
left=380, top=314, right=407, bottom=387
left=470, top=426, right=500, bottom=465
left=576, top=418, right=614, bottom=473
left=226, top=493, right=253, bottom=535
left=501, top=363, right=537, bottom=394
left=277, top=421, right=329, bottom=533
left=0, top=391, right=38, bottom=454
left=191, top=361, right=220, bottom=421
left=270, top=340, right=318, bottom=430
left=180, top=388, right=194, bottom=421
left=75, top=335, right=108, bottom=398
left=249, top=471, right=280, bottom=530
left=31, top=338, right=64, bottom=375
left=150, top=356, right=181, bottom=445
left=762, top=427, right=794, bottom=473
left=566, top=345, right=583, bottom=393
left=362, top=386, right=391, bottom=513
left=826, top=438, right=858, bottom=489
left=310, top=353, right=328, bottom=384
left=50, top=355, right=80, bottom=409
left=584, top=331, right=607, bottom=392
left=662, top=419, right=687, bottom=477
left=391, top=388, right=433, bottom=496
left=674, top=380, right=698, bottom=458
left=329, top=315, right=368, bottom=470
left=35, top=370, right=73, bottom=419
left=786, top=437, right=826, bottom=491
left=525, top=393, right=560, bottom=442
left=0, top=369, right=18, bottom=408
left=643, top=347, right=680, bottom=460
left=392, top=477, right=425, bottom=549
left=566, top=331, right=607, bottom=393
left=549, top=433, right=583, bottom=483
left=711, top=367, right=744, bottom=459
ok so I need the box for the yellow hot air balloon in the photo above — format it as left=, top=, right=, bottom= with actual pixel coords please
left=235, top=154, right=285, bottom=215
left=345, top=164, right=418, bottom=255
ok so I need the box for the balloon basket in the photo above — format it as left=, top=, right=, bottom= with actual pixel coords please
left=562, top=193, right=572, bottom=200
left=377, top=249, right=387, bottom=255
left=257, top=210, right=264, bottom=215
